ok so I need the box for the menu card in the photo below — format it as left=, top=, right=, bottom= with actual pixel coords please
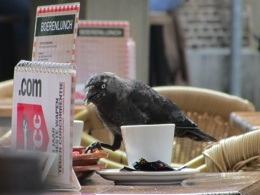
left=32, top=2, right=80, bottom=63
left=11, top=60, right=80, bottom=190
left=13, top=2, right=81, bottom=190
left=74, top=20, right=136, bottom=103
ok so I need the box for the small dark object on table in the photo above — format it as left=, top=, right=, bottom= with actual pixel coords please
left=121, top=158, right=187, bottom=172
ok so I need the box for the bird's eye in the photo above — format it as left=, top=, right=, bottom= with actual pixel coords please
left=101, top=84, right=106, bottom=89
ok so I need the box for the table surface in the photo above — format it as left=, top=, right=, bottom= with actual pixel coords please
left=230, top=111, right=260, bottom=133
left=67, top=171, right=260, bottom=194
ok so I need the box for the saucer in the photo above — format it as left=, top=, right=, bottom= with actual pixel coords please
left=97, top=168, right=199, bottom=185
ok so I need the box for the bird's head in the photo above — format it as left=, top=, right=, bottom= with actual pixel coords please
left=84, top=72, right=122, bottom=105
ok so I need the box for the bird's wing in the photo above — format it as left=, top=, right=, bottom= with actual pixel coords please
left=129, top=81, right=195, bottom=127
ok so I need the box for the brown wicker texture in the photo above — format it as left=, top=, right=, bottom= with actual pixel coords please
left=203, top=129, right=260, bottom=172
left=154, top=86, right=255, bottom=164
left=81, top=86, right=255, bottom=165
left=0, top=79, right=13, bottom=98
left=1, top=79, right=254, bottom=166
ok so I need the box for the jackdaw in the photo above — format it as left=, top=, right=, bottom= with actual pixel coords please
left=84, top=72, right=217, bottom=152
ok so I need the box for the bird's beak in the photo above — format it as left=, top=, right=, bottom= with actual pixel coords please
left=84, top=85, right=96, bottom=105
left=84, top=84, right=91, bottom=104
left=84, top=91, right=91, bottom=105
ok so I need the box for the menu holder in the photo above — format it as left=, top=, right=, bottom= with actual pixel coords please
left=74, top=20, right=136, bottom=104
left=32, top=2, right=80, bottom=63
left=11, top=60, right=80, bottom=191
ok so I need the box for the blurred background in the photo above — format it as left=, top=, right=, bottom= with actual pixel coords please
left=0, top=0, right=260, bottom=110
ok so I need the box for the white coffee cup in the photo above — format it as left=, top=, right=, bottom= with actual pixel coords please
left=121, top=124, right=175, bottom=167
left=73, top=120, right=84, bottom=146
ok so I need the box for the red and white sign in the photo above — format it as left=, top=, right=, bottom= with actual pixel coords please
left=16, top=103, right=49, bottom=151
left=11, top=60, right=78, bottom=190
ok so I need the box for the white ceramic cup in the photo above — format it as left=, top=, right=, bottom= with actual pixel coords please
left=73, top=120, right=84, bottom=146
left=121, top=124, right=175, bottom=167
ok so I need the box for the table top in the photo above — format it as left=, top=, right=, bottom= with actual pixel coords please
left=74, top=171, right=260, bottom=194
left=230, top=111, right=260, bottom=133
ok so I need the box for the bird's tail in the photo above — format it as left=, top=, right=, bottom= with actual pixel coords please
left=176, top=127, right=217, bottom=142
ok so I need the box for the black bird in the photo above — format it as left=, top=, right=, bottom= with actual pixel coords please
left=84, top=72, right=217, bottom=152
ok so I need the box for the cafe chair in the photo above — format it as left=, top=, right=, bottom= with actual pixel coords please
left=0, top=79, right=13, bottom=99
left=186, top=129, right=260, bottom=172
left=0, top=81, right=255, bottom=168
left=76, top=86, right=255, bottom=167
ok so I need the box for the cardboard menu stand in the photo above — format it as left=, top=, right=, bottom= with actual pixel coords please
left=74, top=20, right=136, bottom=104
left=11, top=2, right=81, bottom=191
left=11, top=60, right=80, bottom=190
left=32, top=3, right=79, bottom=63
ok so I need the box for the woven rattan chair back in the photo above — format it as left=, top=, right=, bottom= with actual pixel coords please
left=154, top=86, right=255, bottom=164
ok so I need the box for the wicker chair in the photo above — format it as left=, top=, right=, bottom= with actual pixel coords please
left=0, top=79, right=13, bottom=99
left=77, top=86, right=255, bottom=167
left=1, top=81, right=255, bottom=168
